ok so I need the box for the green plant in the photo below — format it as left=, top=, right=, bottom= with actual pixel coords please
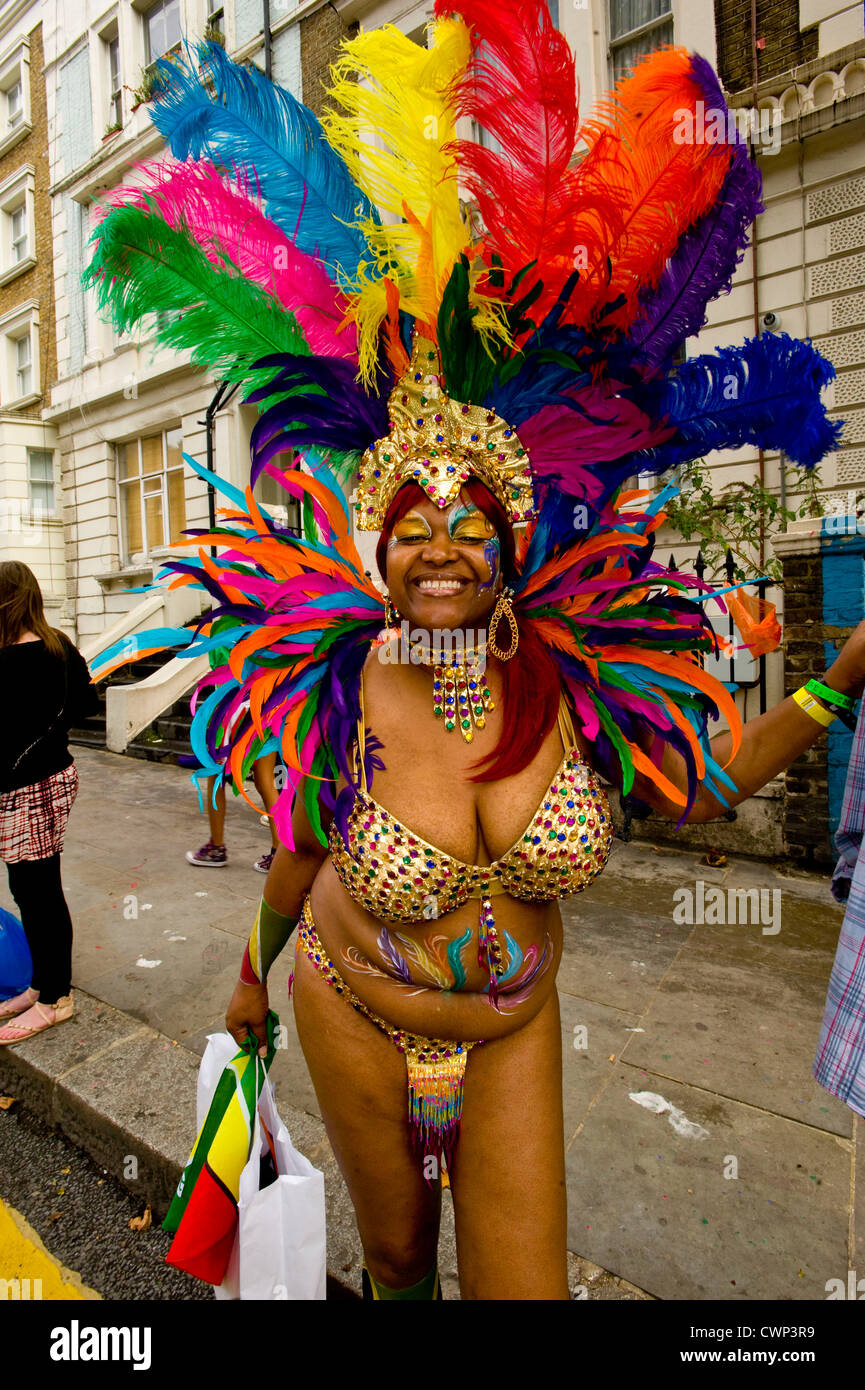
left=132, top=59, right=173, bottom=107
left=103, top=120, right=122, bottom=137
left=661, top=458, right=824, bottom=582
left=203, top=23, right=226, bottom=47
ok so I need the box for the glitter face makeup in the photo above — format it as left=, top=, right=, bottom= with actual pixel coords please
left=388, top=510, right=432, bottom=548
left=446, top=501, right=500, bottom=591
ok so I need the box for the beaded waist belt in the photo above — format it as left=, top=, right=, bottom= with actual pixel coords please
left=295, top=897, right=481, bottom=1167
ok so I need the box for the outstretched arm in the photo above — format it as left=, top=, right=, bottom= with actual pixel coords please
left=631, top=621, right=865, bottom=825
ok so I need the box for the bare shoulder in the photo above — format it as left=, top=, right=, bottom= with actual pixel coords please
left=361, top=640, right=424, bottom=711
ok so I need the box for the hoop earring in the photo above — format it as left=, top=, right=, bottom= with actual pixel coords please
left=487, top=586, right=518, bottom=662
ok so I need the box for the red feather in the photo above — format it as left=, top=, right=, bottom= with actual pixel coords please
left=435, top=0, right=607, bottom=331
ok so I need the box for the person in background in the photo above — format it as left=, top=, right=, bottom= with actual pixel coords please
left=185, top=615, right=280, bottom=872
left=0, top=561, right=100, bottom=1042
left=814, top=693, right=865, bottom=1115
left=186, top=753, right=280, bottom=873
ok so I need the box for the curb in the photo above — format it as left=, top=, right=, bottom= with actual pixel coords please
left=0, top=986, right=364, bottom=1299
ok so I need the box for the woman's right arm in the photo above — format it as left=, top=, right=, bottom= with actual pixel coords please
left=225, top=780, right=331, bottom=1053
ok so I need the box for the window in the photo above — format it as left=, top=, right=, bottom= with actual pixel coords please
left=7, top=79, right=22, bottom=128
left=0, top=301, right=39, bottom=400
left=144, top=0, right=182, bottom=66
left=117, top=427, right=186, bottom=561
left=608, top=0, right=673, bottom=82
left=108, top=36, right=122, bottom=126
left=206, top=0, right=225, bottom=36
left=28, top=450, right=56, bottom=520
left=0, top=167, right=34, bottom=283
left=10, top=204, right=26, bottom=262
left=0, top=42, right=31, bottom=157
left=15, top=333, right=31, bottom=396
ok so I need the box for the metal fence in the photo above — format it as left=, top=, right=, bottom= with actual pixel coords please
left=668, top=547, right=773, bottom=716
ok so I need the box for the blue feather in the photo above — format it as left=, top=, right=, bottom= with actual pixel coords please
left=180, top=450, right=248, bottom=508
left=90, top=626, right=194, bottom=672
left=148, top=36, right=377, bottom=282
left=631, top=333, right=842, bottom=471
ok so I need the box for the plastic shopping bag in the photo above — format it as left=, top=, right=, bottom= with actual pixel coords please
left=215, top=1067, right=326, bottom=1301
left=0, top=906, right=32, bottom=1000
left=164, top=1017, right=281, bottom=1284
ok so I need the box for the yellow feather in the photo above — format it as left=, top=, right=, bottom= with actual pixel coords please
left=321, top=19, right=472, bottom=380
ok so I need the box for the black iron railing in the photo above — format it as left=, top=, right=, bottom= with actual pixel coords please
left=668, top=548, right=772, bottom=716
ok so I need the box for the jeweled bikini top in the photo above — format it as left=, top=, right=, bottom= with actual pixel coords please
left=328, top=679, right=613, bottom=924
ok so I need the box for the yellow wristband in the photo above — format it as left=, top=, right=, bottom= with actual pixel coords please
left=792, top=687, right=836, bottom=727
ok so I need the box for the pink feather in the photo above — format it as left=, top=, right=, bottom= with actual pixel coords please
left=94, top=157, right=358, bottom=362
left=518, top=384, right=675, bottom=494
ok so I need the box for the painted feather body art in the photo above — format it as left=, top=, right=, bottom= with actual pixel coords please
left=447, top=926, right=474, bottom=990
left=376, top=927, right=414, bottom=983
left=392, top=930, right=455, bottom=989
left=339, top=945, right=425, bottom=996
left=341, top=922, right=510, bottom=995
left=486, top=932, right=555, bottom=1010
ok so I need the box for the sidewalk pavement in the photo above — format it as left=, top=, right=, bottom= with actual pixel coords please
left=1, top=747, right=862, bottom=1301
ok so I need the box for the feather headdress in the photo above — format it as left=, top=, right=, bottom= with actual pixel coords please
left=84, top=4, right=841, bottom=833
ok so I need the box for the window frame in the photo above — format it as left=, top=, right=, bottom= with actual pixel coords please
left=27, top=448, right=58, bottom=522
left=15, top=330, right=31, bottom=397
left=607, top=0, right=674, bottom=83
left=0, top=299, right=40, bottom=404
left=0, top=165, right=35, bottom=286
left=116, top=426, right=187, bottom=564
left=143, top=0, right=183, bottom=68
left=206, top=0, right=225, bottom=36
left=0, top=39, right=32, bottom=160
left=107, top=33, right=122, bottom=128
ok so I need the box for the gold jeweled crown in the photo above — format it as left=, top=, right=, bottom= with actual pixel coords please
left=353, top=333, right=535, bottom=531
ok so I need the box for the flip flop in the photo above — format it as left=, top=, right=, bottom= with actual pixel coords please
left=0, top=995, right=74, bottom=1045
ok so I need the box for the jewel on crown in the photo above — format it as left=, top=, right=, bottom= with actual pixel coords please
left=354, top=331, right=535, bottom=531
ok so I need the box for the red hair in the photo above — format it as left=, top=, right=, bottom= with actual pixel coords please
left=376, top=479, right=561, bottom=783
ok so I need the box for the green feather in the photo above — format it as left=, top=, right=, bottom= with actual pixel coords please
left=302, top=492, right=317, bottom=543
left=593, top=698, right=635, bottom=795
left=81, top=198, right=309, bottom=389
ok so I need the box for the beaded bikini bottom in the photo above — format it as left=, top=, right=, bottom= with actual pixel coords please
left=294, top=897, right=481, bottom=1167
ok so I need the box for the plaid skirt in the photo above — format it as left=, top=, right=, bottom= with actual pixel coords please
left=0, top=763, right=79, bottom=864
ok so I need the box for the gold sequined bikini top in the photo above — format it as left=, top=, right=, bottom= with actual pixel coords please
left=328, top=677, right=613, bottom=924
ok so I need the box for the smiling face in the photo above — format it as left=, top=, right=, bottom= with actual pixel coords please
left=384, top=490, right=504, bottom=630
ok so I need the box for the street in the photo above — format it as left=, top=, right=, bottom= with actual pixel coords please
left=0, top=1098, right=211, bottom=1301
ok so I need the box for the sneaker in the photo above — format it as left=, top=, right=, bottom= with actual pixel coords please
left=186, top=840, right=228, bottom=867
left=253, top=850, right=275, bottom=874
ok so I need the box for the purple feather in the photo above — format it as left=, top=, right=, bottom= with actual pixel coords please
left=626, top=114, right=764, bottom=366
left=245, top=354, right=391, bottom=485
left=378, top=928, right=413, bottom=984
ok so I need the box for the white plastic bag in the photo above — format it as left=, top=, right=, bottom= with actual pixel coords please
left=203, top=1039, right=326, bottom=1301
left=196, top=1031, right=240, bottom=1131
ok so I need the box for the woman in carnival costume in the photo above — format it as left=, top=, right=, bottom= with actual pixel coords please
left=85, top=2, right=865, bottom=1298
